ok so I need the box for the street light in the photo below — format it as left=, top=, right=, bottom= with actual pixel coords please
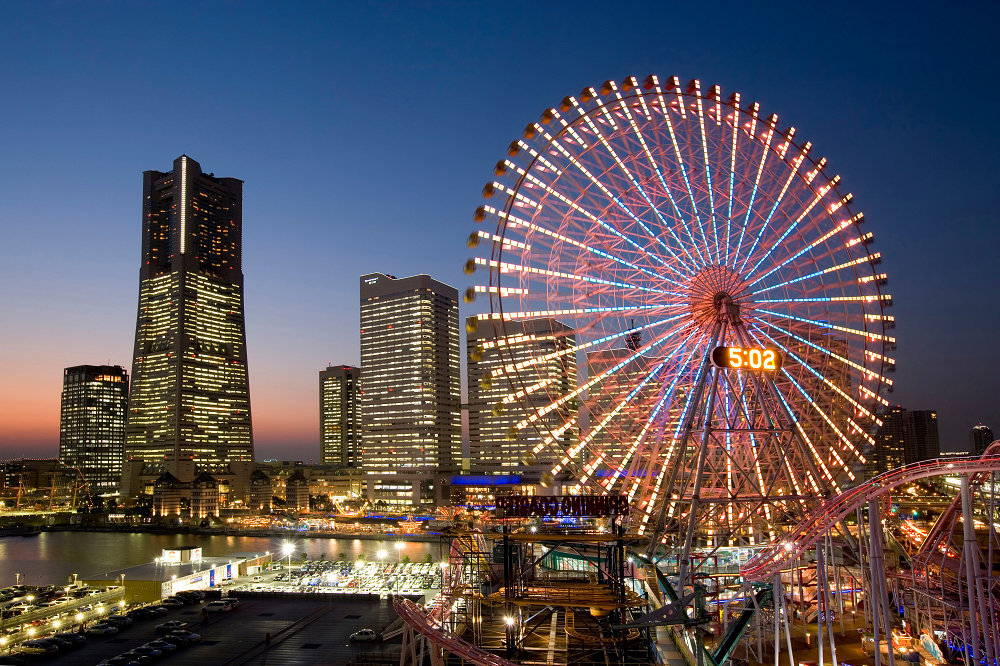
left=282, top=543, right=295, bottom=571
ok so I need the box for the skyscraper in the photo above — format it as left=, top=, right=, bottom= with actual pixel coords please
left=360, top=273, right=460, bottom=509
left=59, top=365, right=128, bottom=495
left=971, top=424, right=995, bottom=457
left=467, top=318, right=577, bottom=476
left=903, top=410, right=940, bottom=463
left=320, top=365, right=361, bottom=467
left=124, top=155, right=253, bottom=486
left=868, top=405, right=905, bottom=477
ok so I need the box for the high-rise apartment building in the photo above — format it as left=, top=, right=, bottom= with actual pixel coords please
left=467, top=318, right=577, bottom=475
left=320, top=365, right=361, bottom=467
left=971, top=424, right=994, bottom=457
left=124, top=155, right=253, bottom=487
left=360, top=273, right=460, bottom=508
left=903, top=410, right=940, bottom=464
left=59, top=365, right=129, bottom=495
left=868, top=405, right=905, bottom=477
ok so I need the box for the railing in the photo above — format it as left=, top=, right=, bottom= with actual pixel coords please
left=394, top=598, right=519, bottom=666
left=742, top=453, right=1000, bottom=582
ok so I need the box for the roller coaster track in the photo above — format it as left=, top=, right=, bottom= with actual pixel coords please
left=742, top=452, right=1000, bottom=582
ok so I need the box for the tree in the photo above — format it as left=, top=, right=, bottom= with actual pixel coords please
left=339, top=552, right=347, bottom=561
left=401, top=555, right=410, bottom=564
left=423, top=554, right=432, bottom=564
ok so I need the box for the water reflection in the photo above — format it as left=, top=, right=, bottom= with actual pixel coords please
left=0, top=532, right=443, bottom=587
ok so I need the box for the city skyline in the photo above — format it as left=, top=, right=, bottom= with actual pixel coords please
left=2, top=2, right=999, bottom=461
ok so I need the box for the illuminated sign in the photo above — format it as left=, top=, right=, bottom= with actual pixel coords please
left=711, top=346, right=783, bottom=371
left=163, top=550, right=180, bottom=563
left=496, top=495, right=629, bottom=517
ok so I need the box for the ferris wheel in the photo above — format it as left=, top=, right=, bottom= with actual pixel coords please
left=464, top=75, right=893, bottom=561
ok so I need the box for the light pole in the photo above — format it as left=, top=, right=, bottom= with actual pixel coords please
left=282, top=543, right=295, bottom=573
left=377, top=550, right=387, bottom=595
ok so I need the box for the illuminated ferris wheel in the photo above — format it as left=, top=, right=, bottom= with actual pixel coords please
left=464, top=75, right=894, bottom=560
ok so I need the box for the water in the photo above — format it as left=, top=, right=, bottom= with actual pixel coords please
left=0, top=532, right=444, bottom=587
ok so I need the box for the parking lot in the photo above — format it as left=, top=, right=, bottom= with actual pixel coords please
left=2, top=596, right=402, bottom=666
left=233, top=560, right=442, bottom=597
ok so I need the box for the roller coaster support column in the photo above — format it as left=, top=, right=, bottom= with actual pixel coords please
left=775, top=572, right=794, bottom=666
left=868, top=499, right=895, bottom=666
left=819, top=535, right=838, bottom=666
left=961, top=474, right=994, bottom=664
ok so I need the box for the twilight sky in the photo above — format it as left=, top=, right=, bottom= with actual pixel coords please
left=0, top=1, right=997, bottom=460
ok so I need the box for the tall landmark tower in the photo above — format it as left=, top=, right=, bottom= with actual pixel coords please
left=360, top=273, right=460, bottom=509
left=124, top=156, right=254, bottom=484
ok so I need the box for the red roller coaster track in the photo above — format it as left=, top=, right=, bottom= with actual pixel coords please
left=742, top=451, right=1000, bottom=582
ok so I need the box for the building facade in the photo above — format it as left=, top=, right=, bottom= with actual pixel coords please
left=319, top=366, right=361, bottom=467
left=124, top=155, right=254, bottom=493
left=971, top=424, right=995, bottom=457
left=868, top=406, right=905, bottom=477
left=903, top=410, right=940, bottom=464
left=467, top=318, right=577, bottom=476
left=359, top=273, right=460, bottom=509
left=58, top=365, right=129, bottom=495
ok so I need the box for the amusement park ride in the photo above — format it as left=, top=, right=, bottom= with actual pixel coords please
left=391, top=75, right=1000, bottom=666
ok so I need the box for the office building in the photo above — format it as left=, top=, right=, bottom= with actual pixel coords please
left=467, top=318, right=577, bottom=475
left=360, top=273, right=460, bottom=509
left=319, top=365, right=361, bottom=467
left=971, top=424, right=995, bottom=457
left=58, top=365, right=129, bottom=495
left=124, top=155, right=254, bottom=493
left=903, top=410, right=940, bottom=464
left=868, top=405, right=905, bottom=477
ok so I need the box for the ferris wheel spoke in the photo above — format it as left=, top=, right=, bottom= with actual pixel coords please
left=488, top=315, right=686, bottom=378
left=732, top=140, right=804, bottom=274
left=753, top=294, right=892, bottom=307
left=557, top=359, right=671, bottom=483
left=733, top=109, right=778, bottom=273
left=512, top=321, right=694, bottom=431
left=751, top=326, right=882, bottom=427
left=690, top=80, right=720, bottom=263
left=605, top=86, right=703, bottom=271
left=582, top=328, right=705, bottom=492
left=746, top=212, right=865, bottom=288
left=755, top=317, right=893, bottom=390
left=751, top=251, right=883, bottom=295
left=751, top=309, right=895, bottom=345
left=526, top=125, right=682, bottom=275
left=564, top=89, right=695, bottom=273
left=742, top=172, right=841, bottom=279
left=723, top=92, right=741, bottom=266
left=648, top=76, right=710, bottom=261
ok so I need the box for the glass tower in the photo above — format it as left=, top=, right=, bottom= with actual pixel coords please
left=320, top=365, right=361, bottom=467
left=360, top=273, right=460, bottom=508
left=125, top=155, right=253, bottom=478
left=59, top=365, right=129, bottom=495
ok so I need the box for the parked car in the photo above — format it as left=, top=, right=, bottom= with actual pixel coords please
left=20, top=639, right=58, bottom=655
left=168, top=630, right=201, bottom=643
left=351, top=629, right=378, bottom=642
left=105, top=615, right=134, bottom=628
left=144, top=640, right=177, bottom=654
left=86, top=624, right=119, bottom=636
left=98, top=657, right=140, bottom=666
left=53, top=632, right=87, bottom=645
left=119, top=651, right=153, bottom=665
left=130, top=645, right=163, bottom=660
left=202, top=601, right=231, bottom=613
left=44, top=636, right=73, bottom=650
left=155, top=621, right=188, bottom=633
left=159, top=598, right=184, bottom=608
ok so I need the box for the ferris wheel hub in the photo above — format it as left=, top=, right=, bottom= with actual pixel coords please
left=686, top=265, right=750, bottom=330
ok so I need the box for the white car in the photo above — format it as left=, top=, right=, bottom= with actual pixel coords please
left=351, top=629, right=377, bottom=642
left=203, top=601, right=232, bottom=613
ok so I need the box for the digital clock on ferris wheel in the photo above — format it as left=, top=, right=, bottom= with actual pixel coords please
left=711, top=346, right=783, bottom=371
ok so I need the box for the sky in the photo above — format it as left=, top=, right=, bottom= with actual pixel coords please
left=0, top=0, right=997, bottom=461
